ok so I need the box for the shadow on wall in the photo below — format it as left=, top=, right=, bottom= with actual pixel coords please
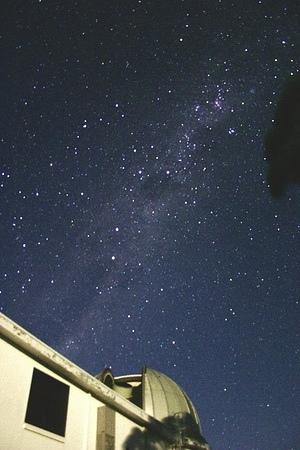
left=265, top=75, right=300, bottom=197
left=123, top=413, right=208, bottom=449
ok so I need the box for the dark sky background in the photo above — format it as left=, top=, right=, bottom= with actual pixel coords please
left=1, top=1, right=300, bottom=449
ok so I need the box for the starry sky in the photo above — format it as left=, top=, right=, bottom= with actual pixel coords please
left=1, top=1, right=300, bottom=449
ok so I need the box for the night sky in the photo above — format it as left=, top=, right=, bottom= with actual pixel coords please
left=1, top=1, right=300, bottom=449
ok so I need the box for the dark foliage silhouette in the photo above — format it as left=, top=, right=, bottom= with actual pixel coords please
left=123, top=413, right=208, bottom=449
left=265, top=75, right=300, bottom=196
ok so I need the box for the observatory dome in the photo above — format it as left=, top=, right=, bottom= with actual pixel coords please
left=142, top=367, right=202, bottom=432
left=99, top=367, right=205, bottom=444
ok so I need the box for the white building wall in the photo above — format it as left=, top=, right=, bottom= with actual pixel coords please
left=0, top=337, right=162, bottom=450
left=115, top=412, right=142, bottom=449
left=0, top=337, right=104, bottom=450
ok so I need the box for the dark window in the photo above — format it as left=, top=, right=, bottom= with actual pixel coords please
left=25, top=368, right=69, bottom=437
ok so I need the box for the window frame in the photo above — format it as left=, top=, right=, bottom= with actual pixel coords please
left=24, top=367, right=70, bottom=438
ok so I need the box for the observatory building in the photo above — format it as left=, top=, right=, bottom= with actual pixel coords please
left=0, top=313, right=210, bottom=450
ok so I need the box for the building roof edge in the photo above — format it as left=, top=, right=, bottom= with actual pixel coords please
left=0, top=313, right=173, bottom=442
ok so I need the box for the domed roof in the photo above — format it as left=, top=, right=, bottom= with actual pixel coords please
left=142, top=368, right=202, bottom=433
left=101, top=367, right=206, bottom=445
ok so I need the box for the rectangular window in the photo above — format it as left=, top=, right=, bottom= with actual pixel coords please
left=25, top=368, right=69, bottom=437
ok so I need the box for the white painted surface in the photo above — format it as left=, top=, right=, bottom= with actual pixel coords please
left=0, top=338, right=154, bottom=450
left=0, top=338, right=102, bottom=449
left=0, top=313, right=209, bottom=450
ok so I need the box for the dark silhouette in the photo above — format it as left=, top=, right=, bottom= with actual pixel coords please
left=265, top=75, right=300, bottom=196
left=123, top=413, right=209, bottom=449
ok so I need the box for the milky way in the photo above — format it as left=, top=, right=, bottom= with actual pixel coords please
left=1, top=1, right=300, bottom=449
